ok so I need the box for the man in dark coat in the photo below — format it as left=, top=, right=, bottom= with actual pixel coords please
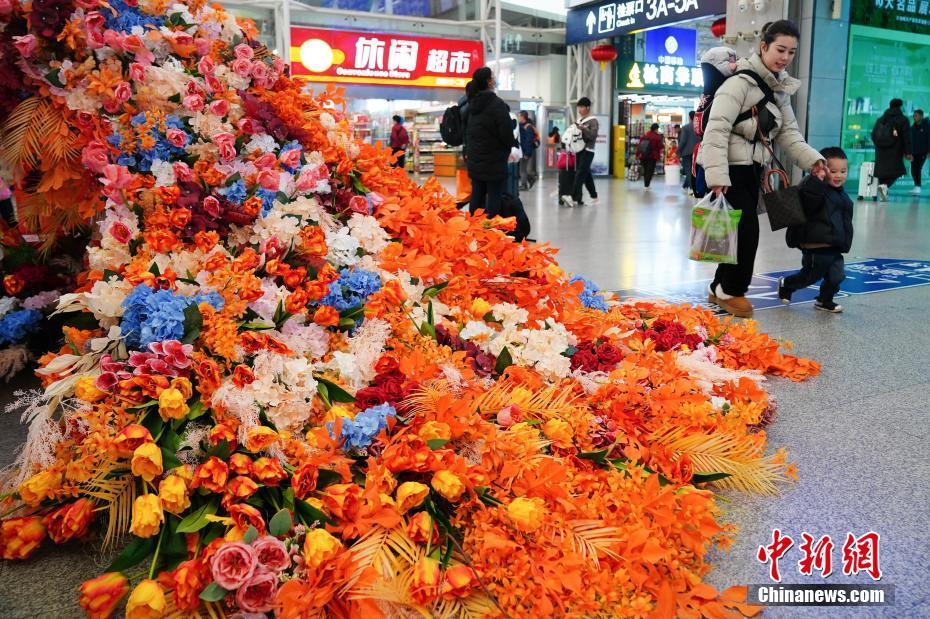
left=872, top=98, right=911, bottom=201
left=465, top=67, right=515, bottom=218
left=677, top=111, right=699, bottom=193
left=909, top=108, right=929, bottom=195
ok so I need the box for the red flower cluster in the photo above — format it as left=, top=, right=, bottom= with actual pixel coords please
left=569, top=341, right=623, bottom=372
left=643, top=319, right=704, bottom=352
left=355, top=356, right=417, bottom=411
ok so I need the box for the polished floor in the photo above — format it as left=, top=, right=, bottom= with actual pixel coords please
left=1, top=173, right=929, bottom=617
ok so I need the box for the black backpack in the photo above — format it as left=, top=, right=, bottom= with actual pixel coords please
left=871, top=117, right=897, bottom=149
left=499, top=193, right=531, bottom=242
left=440, top=105, right=464, bottom=146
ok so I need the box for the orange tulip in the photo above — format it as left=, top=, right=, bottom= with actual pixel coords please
left=113, top=424, right=154, bottom=458
left=252, top=457, right=286, bottom=486
left=18, top=469, right=62, bottom=506
left=303, top=528, right=342, bottom=569
left=171, top=559, right=207, bottom=611
left=228, top=453, right=254, bottom=476
left=0, top=516, right=46, bottom=560
left=208, top=423, right=238, bottom=451
left=291, top=464, right=319, bottom=499
left=191, top=456, right=229, bottom=493
left=78, top=572, right=129, bottom=619
left=45, top=498, right=95, bottom=543
left=409, top=556, right=441, bottom=605
left=430, top=470, right=465, bottom=502
left=313, top=305, right=339, bottom=327
left=406, top=511, right=440, bottom=546
left=245, top=426, right=279, bottom=452
left=223, top=475, right=259, bottom=507
left=442, top=564, right=478, bottom=599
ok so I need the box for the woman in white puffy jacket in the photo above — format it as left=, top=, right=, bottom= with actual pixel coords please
left=697, top=20, right=825, bottom=318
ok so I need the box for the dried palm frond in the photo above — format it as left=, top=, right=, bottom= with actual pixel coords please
left=344, top=525, right=420, bottom=595
left=565, top=519, right=622, bottom=569
left=471, top=381, right=579, bottom=420
left=80, top=463, right=136, bottom=549
left=0, top=97, right=49, bottom=173
left=650, top=426, right=788, bottom=496
left=433, top=593, right=500, bottom=619
left=403, top=380, right=453, bottom=419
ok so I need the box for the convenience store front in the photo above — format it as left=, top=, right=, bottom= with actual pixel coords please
left=290, top=26, right=483, bottom=175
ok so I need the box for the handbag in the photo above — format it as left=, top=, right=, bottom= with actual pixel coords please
left=755, top=111, right=806, bottom=231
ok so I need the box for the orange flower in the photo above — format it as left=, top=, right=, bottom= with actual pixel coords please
left=410, top=556, right=441, bottom=605
left=292, top=464, right=319, bottom=499
left=45, top=498, right=95, bottom=543
left=191, top=457, right=229, bottom=493
left=232, top=364, right=256, bottom=388
left=320, top=483, right=363, bottom=521
left=0, top=516, right=46, bottom=560
left=299, top=226, right=327, bottom=256
left=171, top=559, right=207, bottom=611
left=125, top=578, right=166, bottom=619
left=170, top=377, right=193, bottom=400
left=113, top=425, right=153, bottom=458
left=313, top=305, right=340, bottom=327
left=223, top=476, right=259, bottom=507
left=406, top=511, right=439, bottom=545
left=209, top=423, right=238, bottom=451
left=229, top=504, right=266, bottom=534
left=19, top=469, right=62, bottom=506
left=253, top=457, right=286, bottom=486
left=542, top=418, right=574, bottom=448
left=194, top=230, right=220, bottom=253
left=285, top=288, right=309, bottom=314
left=442, top=565, right=478, bottom=599
left=395, top=481, right=429, bottom=513
left=507, top=497, right=546, bottom=532
left=158, top=475, right=190, bottom=515
left=78, top=572, right=129, bottom=619
left=202, top=252, right=228, bottom=272
left=74, top=376, right=106, bottom=402
left=231, top=247, right=260, bottom=273
left=303, top=528, right=342, bottom=569
left=3, top=274, right=24, bottom=295
left=431, top=470, right=465, bottom=502
left=228, top=453, right=254, bottom=476
left=130, top=494, right=164, bottom=538
left=245, top=426, right=279, bottom=452
left=168, top=207, right=191, bottom=228
left=131, top=442, right=164, bottom=482
left=418, top=421, right=451, bottom=443
left=145, top=229, right=180, bottom=253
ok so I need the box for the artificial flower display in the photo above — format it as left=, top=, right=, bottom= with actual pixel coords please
left=0, top=0, right=820, bottom=617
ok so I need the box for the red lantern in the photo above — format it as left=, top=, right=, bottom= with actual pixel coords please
left=590, top=44, right=618, bottom=71
left=711, top=18, right=727, bottom=39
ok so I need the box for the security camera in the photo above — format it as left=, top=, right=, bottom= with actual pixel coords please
left=737, top=0, right=748, bottom=12
left=753, top=0, right=766, bottom=10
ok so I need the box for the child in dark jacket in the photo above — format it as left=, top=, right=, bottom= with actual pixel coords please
left=778, top=147, right=854, bottom=313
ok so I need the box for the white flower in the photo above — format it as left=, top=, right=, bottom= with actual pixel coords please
left=244, top=133, right=279, bottom=155
left=188, top=112, right=233, bottom=141
left=248, top=279, right=289, bottom=323
left=278, top=317, right=330, bottom=359
left=150, top=160, right=176, bottom=187
left=0, top=296, right=18, bottom=318
left=325, top=227, right=361, bottom=267
left=347, top=213, right=390, bottom=255
left=344, top=318, right=391, bottom=389
left=491, top=303, right=529, bottom=329
left=329, top=351, right=359, bottom=388
left=84, top=279, right=133, bottom=322
left=459, top=320, right=495, bottom=342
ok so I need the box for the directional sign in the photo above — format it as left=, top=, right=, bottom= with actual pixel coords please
left=764, top=258, right=930, bottom=295
left=566, top=0, right=726, bottom=45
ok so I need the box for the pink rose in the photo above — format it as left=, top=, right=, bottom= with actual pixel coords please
left=250, top=61, right=268, bottom=82
left=217, top=142, right=236, bottom=162
left=103, top=29, right=124, bottom=50
left=253, top=153, right=277, bottom=170
left=234, top=44, right=255, bottom=61
left=257, top=170, right=279, bottom=191
left=295, top=164, right=329, bottom=192
left=114, top=81, right=132, bottom=103
left=173, top=162, right=193, bottom=183
left=279, top=149, right=301, bottom=170
left=183, top=93, right=204, bottom=112
left=122, top=34, right=154, bottom=65
left=231, top=57, right=252, bottom=78
left=81, top=140, right=110, bottom=173
left=205, top=75, right=222, bottom=93
left=348, top=195, right=369, bottom=214
left=109, top=221, right=131, bottom=244
left=235, top=568, right=276, bottom=613
left=87, top=30, right=105, bottom=49
left=128, top=62, right=146, bottom=82
left=12, top=35, right=37, bottom=58
left=202, top=196, right=221, bottom=218
left=194, top=38, right=212, bottom=56
left=197, top=56, right=215, bottom=76
left=84, top=11, right=104, bottom=30
left=100, top=164, right=133, bottom=190
left=252, top=536, right=290, bottom=572
left=210, top=542, right=257, bottom=590
left=272, top=57, right=287, bottom=74
left=102, top=99, right=121, bottom=114
left=237, top=118, right=263, bottom=135
left=496, top=404, right=522, bottom=428
left=208, top=99, right=229, bottom=118
left=173, top=33, right=194, bottom=47
left=165, top=129, right=187, bottom=148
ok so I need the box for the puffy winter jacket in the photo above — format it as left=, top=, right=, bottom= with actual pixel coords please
left=696, top=53, right=822, bottom=188
left=465, top=90, right=515, bottom=181
left=873, top=108, right=911, bottom=180
left=786, top=175, right=854, bottom=253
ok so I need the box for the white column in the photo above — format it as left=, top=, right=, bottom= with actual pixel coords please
left=494, top=0, right=502, bottom=67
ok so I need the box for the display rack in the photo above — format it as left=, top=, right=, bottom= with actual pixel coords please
left=351, top=113, right=372, bottom=145
left=412, top=112, right=460, bottom=176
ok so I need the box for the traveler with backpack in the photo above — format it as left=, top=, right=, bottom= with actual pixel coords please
left=872, top=98, right=912, bottom=201
left=464, top=67, right=517, bottom=218
left=696, top=20, right=825, bottom=318
left=636, top=124, right=664, bottom=189
left=390, top=115, right=409, bottom=169
left=909, top=108, right=928, bottom=195
left=678, top=111, right=700, bottom=193
left=562, top=97, right=599, bottom=207
left=518, top=111, right=540, bottom=190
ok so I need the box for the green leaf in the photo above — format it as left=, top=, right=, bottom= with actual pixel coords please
left=186, top=399, right=207, bottom=421
left=149, top=262, right=161, bottom=277
left=45, top=69, right=65, bottom=88
left=316, top=468, right=342, bottom=489
left=422, top=281, right=448, bottom=298
left=167, top=93, right=181, bottom=104
left=242, top=525, right=259, bottom=544
left=316, top=382, right=331, bottom=408
left=338, top=317, right=357, bottom=328
left=128, top=400, right=158, bottom=411
left=161, top=445, right=183, bottom=471
left=141, top=414, right=164, bottom=440
left=176, top=499, right=219, bottom=534
left=107, top=535, right=156, bottom=572
left=578, top=448, right=609, bottom=465
left=282, top=487, right=295, bottom=511
left=295, top=500, right=335, bottom=526
left=426, top=300, right=435, bottom=326
left=205, top=439, right=230, bottom=460
left=225, top=172, right=242, bottom=186
left=427, top=438, right=449, bottom=450
left=315, top=377, right=355, bottom=403
left=160, top=517, right=188, bottom=558
left=182, top=302, right=203, bottom=344
left=240, top=321, right=275, bottom=331
left=691, top=471, right=732, bottom=484
left=199, top=582, right=229, bottom=602
left=494, top=346, right=513, bottom=375
left=200, top=522, right=224, bottom=547
left=419, top=321, right=437, bottom=340
left=268, top=508, right=293, bottom=537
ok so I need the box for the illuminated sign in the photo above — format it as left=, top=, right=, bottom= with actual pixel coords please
left=566, top=0, right=726, bottom=45
left=618, top=59, right=703, bottom=92
left=290, top=27, right=484, bottom=88
left=851, top=0, right=930, bottom=35
left=643, top=26, right=696, bottom=66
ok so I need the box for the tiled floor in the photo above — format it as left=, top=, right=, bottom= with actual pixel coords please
left=1, top=173, right=928, bottom=617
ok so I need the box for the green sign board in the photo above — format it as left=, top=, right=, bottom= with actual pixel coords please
left=851, top=0, right=930, bottom=35
left=617, top=58, right=703, bottom=94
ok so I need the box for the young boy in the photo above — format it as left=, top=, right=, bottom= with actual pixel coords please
left=778, top=147, right=854, bottom=313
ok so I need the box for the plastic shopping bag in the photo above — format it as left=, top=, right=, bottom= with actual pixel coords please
left=689, top=192, right=742, bottom=264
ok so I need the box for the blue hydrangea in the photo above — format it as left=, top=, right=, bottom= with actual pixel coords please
left=257, top=188, right=278, bottom=217
left=329, top=403, right=396, bottom=450
left=121, top=284, right=224, bottom=348
left=104, top=0, right=165, bottom=33
left=570, top=275, right=609, bottom=311
left=319, top=268, right=382, bottom=312
left=0, top=309, right=42, bottom=346
left=221, top=180, right=248, bottom=206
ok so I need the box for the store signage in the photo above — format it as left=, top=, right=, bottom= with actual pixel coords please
left=851, top=0, right=930, bottom=35
left=566, top=0, right=726, bottom=45
left=644, top=26, right=696, bottom=66
left=289, top=27, right=483, bottom=88
left=618, top=58, right=703, bottom=92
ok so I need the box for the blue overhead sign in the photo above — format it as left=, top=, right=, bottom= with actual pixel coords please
left=644, top=26, right=697, bottom=66
left=566, top=0, right=726, bottom=45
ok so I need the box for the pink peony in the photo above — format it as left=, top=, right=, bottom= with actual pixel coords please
left=250, top=61, right=268, bottom=82
left=348, top=195, right=369, bottom=214
left=103, top=29, right=124, bottom=50
left=231, top=57, right=252, bottom=78
left=109, top=221, right=131, bottom=244
left=113, top=82, right=132, bottom=103
left=197, top=56, right=215, bottom=75
left=252, top=536, right=290, bottom=573
left=128, top=62, right=146, bottom=82
left=173, top=162, right=194, bottom=183
left=205, top=75, right=222, bottom=93
left=235, top=568, right=276, bottom=613
left=208, top=99, right=229, bottom=118
left=234, top=43, right=255, bottom=61
left=210, top=542, right=257, bottom=590
left=183, top=93, right=204, bottom=112
left=13, top=35, right=37, bottom=58
left=238, top=118, right=263, bottom=135
left=166, top=129, right=187, bottom=148
left=253, top=153, right=277, bottom=169
left=81, top=140, right=110, bottom=173
left=279, top=149, right=301, bottom=170
left=257, top=170, right=279, bottom=191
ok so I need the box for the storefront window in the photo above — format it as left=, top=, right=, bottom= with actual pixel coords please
left=841, top=24, right=930, bottom=176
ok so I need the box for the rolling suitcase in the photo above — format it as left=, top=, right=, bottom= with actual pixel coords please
left=557, top=150, right=575, bottom=200
left=857, top=161, right=878, bottom=201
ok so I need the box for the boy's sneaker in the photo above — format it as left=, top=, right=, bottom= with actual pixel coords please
left=911, top=186, right=922, bottom=195
left=777, top=277, right=792, bottom=305
left=814, top=300, right=843, bottom=313
left=588, top=197, right=600, bottom=205
left=878, top=184, right=889, bottom=201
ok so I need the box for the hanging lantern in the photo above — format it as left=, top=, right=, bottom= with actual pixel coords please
left=590, top=44, right=618, bottom=71
left=711, top=18, right=727, bottom=39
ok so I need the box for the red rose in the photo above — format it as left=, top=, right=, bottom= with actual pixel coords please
left=355, top=386, right=387, bottom=409
left=570, top=348, right=599, bottom=372
left=595, top=342, right=623, bottom=365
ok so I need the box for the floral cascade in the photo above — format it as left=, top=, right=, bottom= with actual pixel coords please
left=0, top=1, right=820, bottom=618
